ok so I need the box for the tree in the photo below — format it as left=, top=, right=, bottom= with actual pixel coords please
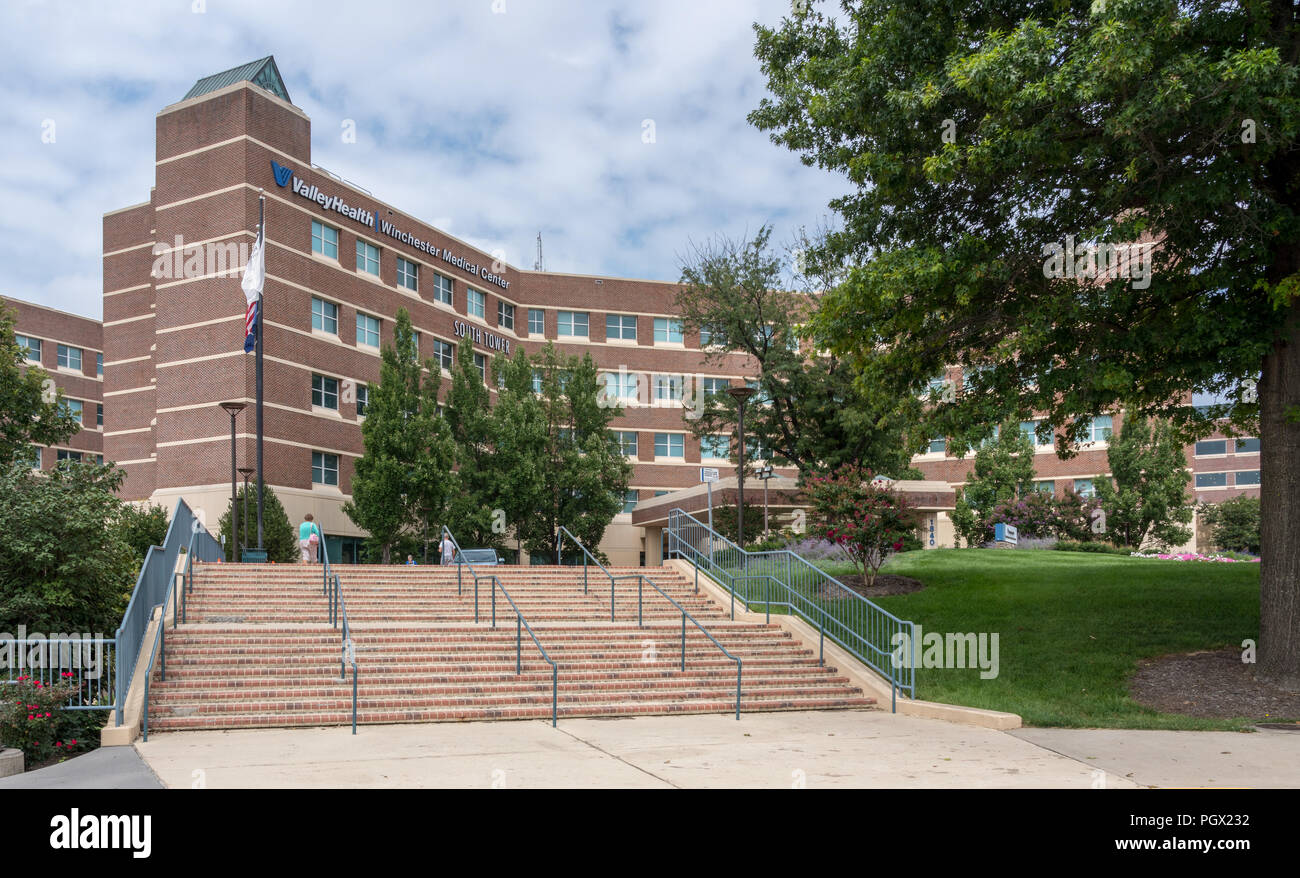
left=751, top=2, right=1300, bottom=686
left=1200, top=495, right=1262, bottom=554
left=805, top=465, right=921, bottom=586
left=1094, top=416, right=1194, bottom=549
left=218, top=482, right=296, bottom=564
left=675, top=226, right=918, bottom=478
left=506, top=343, right=631, bottom=560
left=117, top=502, right=169, bottom=563
left=950, top=423, right=1036, bottom=546
left=444, top=337, right=507, bottom=550
left=344, top=309, right=455, bottom=563
left=0, top=461, right=137, bottom=634
left=0, top=306, right=82, bottom=469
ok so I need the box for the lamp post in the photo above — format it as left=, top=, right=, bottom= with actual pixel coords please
left=238, top=467, right=254, bottom=556
left=757, top=464, right=775, bottom=536
left=727, top=385, right=757, bottom=549
left=219, top=402, right=246, bottom=560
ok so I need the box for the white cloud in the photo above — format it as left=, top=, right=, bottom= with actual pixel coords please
left=0, top=0, right=844, bottom=319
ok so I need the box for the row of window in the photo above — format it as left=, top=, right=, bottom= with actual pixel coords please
left=15, top=335, right=102, bottom=376
left=1194, top=437, right=1259, bottom=456
left=56, top=399, right=103, bottom=427
left=1195, top=470, right=1260, bottom=488
left=925, top=416, right=1113, bottom=455
left=28, top=447, right=105, bottom=468
left=609, top=430, right=769, bottom=461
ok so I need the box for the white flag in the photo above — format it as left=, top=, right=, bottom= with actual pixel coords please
left=241, top=227, right=265, bottom=303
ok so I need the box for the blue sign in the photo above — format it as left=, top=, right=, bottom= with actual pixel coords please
left=994, top=522, right=1018, bottom=544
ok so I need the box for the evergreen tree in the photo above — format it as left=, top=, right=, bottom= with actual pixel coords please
left=343, top=309, right=455, bottom=563
left=444, top=337, right=506, bottom=550
left=218, top=483, right=296, bottom=564
left=1094, top=416, right=1194, bottom=550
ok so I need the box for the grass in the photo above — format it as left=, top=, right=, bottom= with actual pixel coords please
left=852, top=549, right=1263, bottom=730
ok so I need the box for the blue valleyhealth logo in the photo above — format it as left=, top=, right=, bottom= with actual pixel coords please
left=271, top=160, right=293, bottom=187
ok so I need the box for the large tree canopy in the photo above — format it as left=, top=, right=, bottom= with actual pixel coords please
left=751, top=0, right=1300, bottom=684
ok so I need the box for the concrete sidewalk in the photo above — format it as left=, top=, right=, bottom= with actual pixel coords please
left=0, top=746, right=164, bottom=789
left=1010, top=727, right=1300, bottom=789
left=135, top=709, right=1136, bottom=789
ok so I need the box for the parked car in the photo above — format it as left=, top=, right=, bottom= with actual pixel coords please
left=454, top=548, right=505, bottom=566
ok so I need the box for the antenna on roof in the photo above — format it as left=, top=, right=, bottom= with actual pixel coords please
left=534, top=232, right=544, bottom=272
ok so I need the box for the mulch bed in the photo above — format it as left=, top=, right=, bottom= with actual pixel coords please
left=1130, top=647, right=1300, bottom=722
left=818, top=573, right=926, bottom=599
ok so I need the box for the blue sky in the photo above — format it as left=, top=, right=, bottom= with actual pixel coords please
left=1, top=0, right=846, bottom=320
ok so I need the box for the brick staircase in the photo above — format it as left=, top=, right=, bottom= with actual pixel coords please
left=146, top=562, right=875, bottom=731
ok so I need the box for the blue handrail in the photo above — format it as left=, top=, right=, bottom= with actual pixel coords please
left=329, top=573, right=358, bottom=734
left=664, top=507, right=916, bottom=711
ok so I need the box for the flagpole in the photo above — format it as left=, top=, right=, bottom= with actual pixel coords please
left=255, top=190, right=265, bottom=550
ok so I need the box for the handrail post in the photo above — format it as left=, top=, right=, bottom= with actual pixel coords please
left=552, top=664, right=557, bottom=728
left=491, top=577, right=497, bottom=628
left=766, top=576, right=770, bottom=624
left=516, top=615, right=522, bottom=675
left=610, top=574, right=615, bottom=622
left=735, top=659, right=741, bottom=720
left=160, top=626, right=165, bottom=682
left=637, top=576, right=643, bottom=628
left=474, top=574, right=479, bottom=624
left=680, top=611, right=686, bottom=671
left=583, top=553, right=587, bottom=591
left=352, top=662, right=357, bottom=735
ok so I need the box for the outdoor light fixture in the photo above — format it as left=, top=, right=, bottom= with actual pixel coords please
left=219, top=402, right=246, bottom=559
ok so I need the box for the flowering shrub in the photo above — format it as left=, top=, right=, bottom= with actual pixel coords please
left=1130, top=552, right=1261, bottom=563
left=806, top=465, right=922, bottom=585
left=985, top=491, right=1060, bottom=539
left=0, top=675, right=91, bottom=765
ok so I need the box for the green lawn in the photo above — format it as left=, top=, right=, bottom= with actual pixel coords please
left=831, top=549, right=1262, bottom=729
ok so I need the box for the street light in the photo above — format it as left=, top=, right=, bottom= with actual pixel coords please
left=727, top=385, right=757, bottom=548
left=238, top=467, right=255, bottom=556
left=757, top=464, right=775, bottom=536
left=219, top=402, right=246, bottom=561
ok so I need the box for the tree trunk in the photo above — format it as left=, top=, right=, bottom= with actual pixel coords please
left=1258, top=301, right=1300, bottom=690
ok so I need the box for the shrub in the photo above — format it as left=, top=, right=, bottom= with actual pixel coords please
left=0, top=675, right=95, bottom=766
left=1199, top=496, right=1261, bottom=555
left=985, top=491, right=1060, bottom=539
left=806, top=465, right=922, bottom=585
left=218, top=483, right=297, bottom=564
left=1052, top=540, right=1132, bottom=555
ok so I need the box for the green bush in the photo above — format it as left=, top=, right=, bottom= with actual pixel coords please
left=218, top=483, right=297, bottom=564
left=1052, top=540, right=1132, bottom=555
left=0, top=676, right=97, bottom=766
left=117, top=502, right=170, bottom=563
left=1199, top=496, right=1260, bottom=554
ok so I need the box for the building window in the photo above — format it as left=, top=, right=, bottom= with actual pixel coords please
left=311, top=220, right=339, bottom=259
left=356, top=312, right=381, bottom=348
left=978, top=424, right=1001, bottom=448
left=431, top=339, right=454, bottom=372
left=312, top=374, right=339, bottom=410
left=356, top=383, right=369, bottom=418
left=16, top=335, right=41, bottom=363
left=356, top=240, right=380, bottom=275
left=396, top=257, right=419, bottom=291
left=927, top=437, right=947, bottom=455
left=1020, top=420, right=1045, bottom=446
left=1195, top=472, right=1227, bottom=488
left=96, top=454, right=104, bottom=465
left=701, top=377, right=728, bottom=398
left=1073, top=478, right=1096, bottom=498
left=622, top=490, right=639, bottom=513
left=57, top=344, right=82, bottom=371
left=654, top=318, right=683, bottom=344
left=746, top=379, right=770, bottom=406
left=701, top=435, right=730, bottom=459
left=96, top=353, right=103, bottom=377
left=745, top=438, right=770, bottom=461
left=432, top=272, right=453, bottom=305
left=528, top=309, right=545, bottom=335
left=312, top=451, right=339, bottom=486
left=1194, top=439, right=1228, bottom=456
left=1033, top=480, right=1055, bottom=495
left=29, top=446, right=41, bottom=469
left=653, top=374, right=684, bottom=403
left=607, top=314, right=637, bottom=341
left=654, top=433, right=684, bottom=458
left=604, top=372, right=638, bottom=402
left=466, top=288, right=486, bottom=319
left=410, top=330, right=421, bottom=359
left=1085, top=415, right=1113, bottom=443
left=1235, top=470, right=1260, bottom=486
left=473, top=352, right=487, bottom=383
left=1235, top=437, right=1260, bottom=454
left=531, top=369, right=543, bottom=393
left=497, top=301, right=515, bottom=330
left=56, top=450, right=82, bottom=463
left=557, top=311, right=588, bottom=337
left=611, top=431, right=638, bottom=457
left=96, top=404, right=103, bottom=427
left=62, top=399, right=83, bottom=423
left=312, top=297, right=338, bottom=335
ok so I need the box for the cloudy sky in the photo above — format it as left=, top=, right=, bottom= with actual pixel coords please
left=1, top=0, right=847, bottom=320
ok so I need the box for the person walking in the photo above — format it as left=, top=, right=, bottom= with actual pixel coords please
left=438, top=530, right=455, bottom=566
left=299, top=513, right=322, bottom=564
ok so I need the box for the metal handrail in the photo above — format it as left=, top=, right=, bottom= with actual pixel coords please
left=329, top=572, right=358, bottom=734
left=556, top=525, right=620, bottom=619
left=486, top=575, right=558, bottom=727
left=444, top=525, right=498, bottom=623
left=631, top=572, right=741, bottom=720
left=664, top=507, right=916, bottom=711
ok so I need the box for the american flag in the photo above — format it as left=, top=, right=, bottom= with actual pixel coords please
left=241, top=226, right=265, bottom=353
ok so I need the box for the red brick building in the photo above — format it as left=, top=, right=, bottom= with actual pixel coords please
left=99, top=57, right=785, bottom=563
left=3, top=296, right=103, bottom=468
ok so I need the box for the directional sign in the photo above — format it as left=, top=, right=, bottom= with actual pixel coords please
left=700, top=467, right=719, bottom=483
left=994, top=523, right=1018, bottom=545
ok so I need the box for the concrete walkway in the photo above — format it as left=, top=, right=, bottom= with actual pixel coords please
left=135, top=710, right=1137, bottom=789
left=1010, top=727, right=1300, bottom=789
left=0, top=746, right=164, bottom=789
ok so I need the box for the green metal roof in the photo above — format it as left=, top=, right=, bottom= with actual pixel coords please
left=182, top=56, right=291, bottom=104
